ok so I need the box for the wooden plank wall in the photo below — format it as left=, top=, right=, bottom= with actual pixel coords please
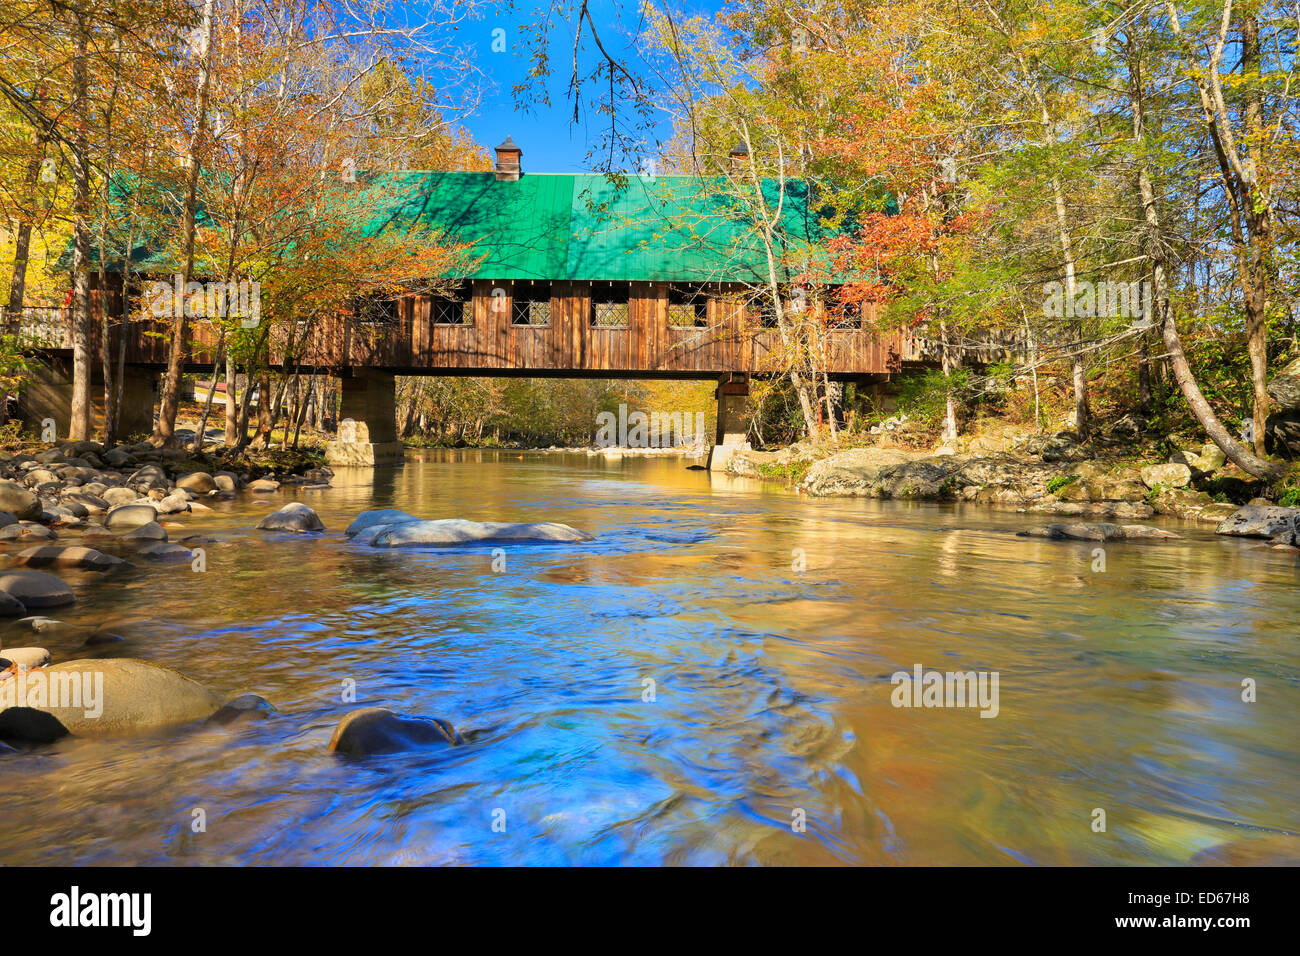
left=30, top=277, right=906, bottom=376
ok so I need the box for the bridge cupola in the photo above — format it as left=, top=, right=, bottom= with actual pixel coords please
left=495, top=136, right=523, bottom=181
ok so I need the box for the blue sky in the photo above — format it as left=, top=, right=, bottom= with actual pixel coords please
left=452, top=0, right=728, bottom=173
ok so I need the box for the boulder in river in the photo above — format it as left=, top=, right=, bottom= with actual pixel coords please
left=137, top=542, right=194, bottom=563
left=1018, top=522, right=1179, bottom=542
left=121, top=521, right=167, bottom=542
left=327, top=707, right=460, bottom=756
left=0, top=480, right=42, bottom=520
left=0, top=658, right=222, bottom=741
left=206, top=694, right=276, bottom=725
left=0, top=570, right=75, bottom=609
left=176, top=471, right=217, bottom=494
left=366, top=518, right=594, bottom=547
left=0, top=521, right=57, bottom=542
left=256, top=502, right=325, bottom=533
left=1216, top=505, right=1300, bottom=538
left=0, top=647, right=51, bottom=670
left=11, top=545, right=127, bottom=571
left=105, top=503, right=159, bottom=530
left=345, top=509, right=421, bottom=537
left=0, top=591, right=26, bottom=617
left=100, top=487, right=139, bottom=506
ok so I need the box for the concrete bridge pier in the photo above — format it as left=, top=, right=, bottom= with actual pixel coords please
left=707, top=373, right=750, bottom=472
left=326, top=369, right=405, bottom=467
left=17, top=358, right=156, bottom=440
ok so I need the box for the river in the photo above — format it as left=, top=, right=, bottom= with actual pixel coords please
left=2, top=450, right=1297, bottom=865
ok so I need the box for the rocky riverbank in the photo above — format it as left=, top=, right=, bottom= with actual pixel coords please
left=727, top=430, right=1300, bottom=550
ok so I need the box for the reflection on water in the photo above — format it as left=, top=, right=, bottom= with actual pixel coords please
left=2, top=449, right=1298, bottom=865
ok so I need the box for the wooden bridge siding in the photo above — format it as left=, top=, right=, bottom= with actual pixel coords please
left=27, top=280, right=907, bottom=375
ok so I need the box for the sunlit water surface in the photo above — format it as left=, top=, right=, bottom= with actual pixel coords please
left=1, top=450, right=1297, bottom=865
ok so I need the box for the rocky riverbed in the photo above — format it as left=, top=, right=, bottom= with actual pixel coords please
left=0, top=439, right=596, bottom=755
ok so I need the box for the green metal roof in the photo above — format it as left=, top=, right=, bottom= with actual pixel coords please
left=65, top=171, right=864, bottom=283
left=353, top=171, right=842, bottom=284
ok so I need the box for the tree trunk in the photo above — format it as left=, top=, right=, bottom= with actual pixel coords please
left=68, top=10, right=93, bottom=441
left=1128, top=40, right=1282, bottom=481
left=152, top=0, right=215, bottom=446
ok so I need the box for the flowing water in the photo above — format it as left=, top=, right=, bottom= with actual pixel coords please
left=2, top=450, right=1298, bottom=866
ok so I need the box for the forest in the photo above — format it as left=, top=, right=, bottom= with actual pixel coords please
left=0, top=0, right=1296, bottom=480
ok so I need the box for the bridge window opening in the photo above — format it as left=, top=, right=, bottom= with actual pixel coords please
left=825, top=288, right=862, bottom=330
left=354, top=294, right=400, bottom=326
left=591, top=282, right=630, bottom=328
left=752, top=296, right=780, bottom=329
left=433, top=289, right=472, bottom=326
left=668, top=285, right=708, bottom=328
left=510, top=281, right=552, bottom=327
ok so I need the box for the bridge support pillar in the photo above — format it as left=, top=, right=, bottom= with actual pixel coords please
left=17, top=359, right=156, bottom=440
left=326, top=369, right=404, bottom=467
left=707, top=373, right=750, bottom=472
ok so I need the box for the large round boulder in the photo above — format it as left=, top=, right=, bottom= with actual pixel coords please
left=0, top=570, right=75, bottom=609
left=345, top=509, right=420, bottom=538
left=0, top=658, right=221, bottom=741
left=176, top=471, right=217, bottom=494
left=101, top=487, right=139, bottom=506
left=256, top=502, right=325, bottom=533
left=105, top=503, right=159, bottom=530
left=327, top=707, right=460, bottom=756
left=0, top=480, right=42, bottom=520
left=11, top=545, right=127, bottom=571
left=0, top=522, right=57, bottom=542
left=367, top=518, right=594, bottom=548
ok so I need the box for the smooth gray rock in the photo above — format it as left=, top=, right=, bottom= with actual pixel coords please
left=345, top=509, right=421, bottom=537
left=176, top=471, right=217, bottom=493
left=138, top=543, right=194, bottom=563
left=256, top=502, right=325, bottom=533
left=0, top=658, right=221, bottom=740
left=327, top=707, right=460, bottom=755
left=0, top=591, right=26, bottom=616
left=368, top=518, right=594, bottom=547
left=0, top=480, right=41, bottom=520
left=0, top=570, right=75, bottom=609
left=105, top=503, right=159, bottom=529
left=101, top=487, right=139, bottom=506
left=1018, top=522, right=1179, bottom=541
left=0, top=522, right=57, bottom=542
left=11, top=545, right=127, bottom=571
